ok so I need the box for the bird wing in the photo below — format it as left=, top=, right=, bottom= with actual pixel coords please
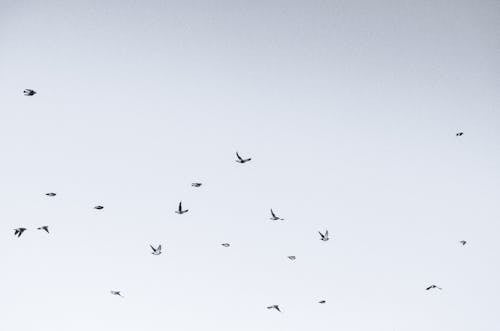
left=325, top=230, right=328, bottom=236
left=318, top=231, right=324, bottom=238
left=271, top=209, right=276, bottom=218
left=236, top=152, right=243, bottom=161
left=44, top=227, right=49, bottom=233
left=276, top=306, right=281, bottom=312
left=178, top=201, right=182, bottom=211
left=150, top=245, right=156, bottom=251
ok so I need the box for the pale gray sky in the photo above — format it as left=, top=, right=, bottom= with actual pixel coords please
left=1, top=1, right=499, bottom=330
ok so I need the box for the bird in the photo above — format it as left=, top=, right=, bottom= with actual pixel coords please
left=287, top=256, right=296, bottom=261
left=191, top=182, right=202, bottom=187
left=456, top=132, right=464, bottom=136
left=459, top=240, right=467, bottom=246
left=37, top=226, right=49, bottom=233
left=269, top=209, right=284, bottom=221
left=94, top=205, right=104, bottom=210
left=23, top=89, right=36, bottom=96
left=235, top=152, right=251, bottom=164
left=175, top=201, right=188, bottom=214
left=14, top=228, right=27, bottom=237
left=319, top=230, right=329, bottom=241
left=267, top=305, right=281, bottom=312
left=45, top=192, right=56, bottom=197
left=426, top=285, right=442, bottom=291
left=221, top=243, right=230, bottom=247
left=150, top=245, right=162, bottom=255
left=318, top=300, right=326, bottom=304
left=110, top=291, right=124, bottom=297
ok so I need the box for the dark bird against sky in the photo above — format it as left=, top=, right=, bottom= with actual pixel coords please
left=269, top=209, right=284, bottom=221
left=94, top=205, right=104, bottom=210
left=235, top=152, right=251, bottom=164
left=14, top=227, right=27, bottom=237
left=37, top=226, right=49, bottom=233
left=267, top=305, right=281, bottom=312
left=175, top=201, right=188, bottom=214
left=23, top=89, right=36, bottom=96
left=319, top=230, right=329, bottom=241
left=426, top=285, right=442, bottom=291
left=150, top=245, right=162, bottom=255
left=45, top=192, right=56, bottom=197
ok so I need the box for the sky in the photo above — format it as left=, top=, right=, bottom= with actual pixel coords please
left=0, top=0, right=499, bottom=330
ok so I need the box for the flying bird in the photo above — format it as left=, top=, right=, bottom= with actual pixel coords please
left=150, top=245, right=162, bottom=255
left=14, top=228, right=27, bottom=237
left=23, top=89, right=36, bottom=96
left=45, top=192, right=56, bottom=197
left=94, top=205, right=104, bottom=210
left=110, top=291, right=124, bottom=297
left=267, top=305, right=281, bottom=312
left=459, top=240, right=467, bottom=246
left=175, top=201, right=188, bottom=214
left=456, top=132, right=464, bottom=136
left=287, top=256, right=296, bottom=261
left=37, top=226, right=49, bottom=233
left=269, top=209, right=284, bottom=221
left=426, top=285, right=442, bottom=291
left=221, top=243, right=230, bottom=247
left=235, top=152, right=251, bottom=164
left=319, top=230, right=329, bottom=241
left=318, top=300, right=326, bottom=304
left=191, top=183, right=202, bottom=187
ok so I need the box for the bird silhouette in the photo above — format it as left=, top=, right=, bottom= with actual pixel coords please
left=94, top=205, right=104, bottom=210
left=267, top=305, right=281, bottom=312
left=150, top=245, right=162, bottom=255
left=45, top=192, right=56, bottom=197
left=319, top=230, right=329, bottom=241
left=459, top=240, right=467, bottom=246
left=269, top=209, right=284, bottom=221
left=14, top=228, right=27, bottom=237
left=175, top=201, right=188, bottom=214
left=287, top=256, right=296, bottom=261
left=191, top=182, right=202, bottom=187
left=23, top=89, right=36, bottom=96
left=456, top=132, right=464, bottom=136
left=426, top=285, right=442, bottom=290
left=37, top=226, right=49, bottom=234
left=110, top=291, right=124, bottom=297
left=221, top=243, right=230, bottom=247
left=235, top=152, right=251, bottom=164
left=318, top=300, right=326, bottom=304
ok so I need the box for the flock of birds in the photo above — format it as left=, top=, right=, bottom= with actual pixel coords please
left=14, top=88, right=469, bottom=313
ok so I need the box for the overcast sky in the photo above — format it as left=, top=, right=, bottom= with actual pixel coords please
left=0, top=1, right=499, bottom=330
